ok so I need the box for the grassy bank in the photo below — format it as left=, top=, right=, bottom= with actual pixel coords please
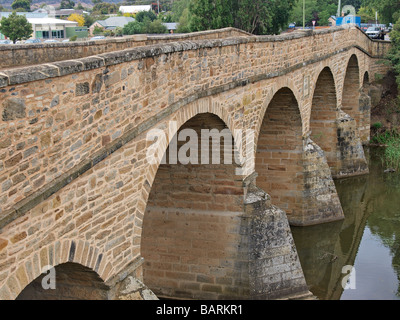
left=371, top=126, right=400, bottom=170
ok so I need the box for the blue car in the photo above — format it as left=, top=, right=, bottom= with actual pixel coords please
left=0, top=39, right=12, bottom=44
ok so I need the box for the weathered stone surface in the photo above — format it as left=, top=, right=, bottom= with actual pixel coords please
left=75, top=82, right=90, bottom=96
left=0, top=238, right=7, bottom=252
left=2, top=98, right=26, bottom=121
left=240, top=185, right=310, bottom=299
left=91, top=74, right=103, bottom=93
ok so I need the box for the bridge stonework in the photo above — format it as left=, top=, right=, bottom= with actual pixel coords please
left=0, top=25, right=392, bottom=300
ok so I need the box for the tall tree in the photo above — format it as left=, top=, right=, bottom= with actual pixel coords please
left=235, top=0, right=272, bottom=34
left=60, top=0, right=75, bottom=9
left=0, top=11, right=33, bottom=43
left=362, top=0, right=400, bottom=23
left=189, top=0, right=235, bottom=32
left=11, top=0, right=31, bottom=12
left=387, top=18, right=400, bottom=91
left=68, top=13, right=85, bottom=26
left=268, top=0, right=296, bottom=34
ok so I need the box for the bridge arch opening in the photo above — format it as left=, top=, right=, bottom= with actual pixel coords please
left=16, top=262, right=109, bottom=300
left=342, top=54, right=360, bottom=123
left=255, top=87, right=304, bottom=223
left=141, top=112, right=245, bottom=299
left=363, top=71, right=370, bottom=88
left=310, top=67, right=338, bottom=171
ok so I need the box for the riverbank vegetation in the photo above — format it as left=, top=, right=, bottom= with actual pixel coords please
left=367, top=2, right=400, bottom=170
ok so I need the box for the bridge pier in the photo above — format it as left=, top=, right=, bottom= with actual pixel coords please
left=359, top=88, right=372, bottom=144
left=332, top=109, right=369, bottom=178
left=141, top=173, right=311, bottom=300
left=239, top=179, right=312, bottom=299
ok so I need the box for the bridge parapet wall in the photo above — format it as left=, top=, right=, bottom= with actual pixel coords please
left=0, top=28, right=253, bottom=70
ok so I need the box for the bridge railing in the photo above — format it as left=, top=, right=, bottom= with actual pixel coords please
left=0, top=28, right=253, bottom=70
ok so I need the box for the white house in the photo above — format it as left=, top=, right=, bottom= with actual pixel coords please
left=28, top=18, right=78, bottom=39
left=119, top=5, right=152, bottom=14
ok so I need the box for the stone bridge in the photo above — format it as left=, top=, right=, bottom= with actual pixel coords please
left=0, top=25, right=392, bottom=300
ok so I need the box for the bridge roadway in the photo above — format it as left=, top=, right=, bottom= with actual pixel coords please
left=0, top=25, right=392, bottom=300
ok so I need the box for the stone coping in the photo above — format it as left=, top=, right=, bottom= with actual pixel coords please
left=0, top=25, right=390, bottom=88
left=0, top=27, right=253, bottom=52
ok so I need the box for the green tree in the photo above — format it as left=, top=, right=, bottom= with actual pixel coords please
left=92, top=2, right=118, bottom=15
left=362, top=0, right=400, bottom=23
left=268, top=0, right=296, bottom=33
left=387, top=18, right=400, bottom=91
left=189, top=0, right=235, bottom=32
left=60, top=0, right=75, bottom=9
left=93, top=25, right=104, bottom=35
left=83, top=13, right=95, bottom=27
left=135, top=10, right=157, bottom=23
left=75, top=2, right=84, bottom=10
left=11, top=0, right=31, bottom=11
left=357, top=6, right=376, bottom=23
left=235, top=0, right=272, bottom=34
left=0, top=11, right=33, bottom=43
left=172, top=0, right=191, bottom=22
left=176, top=7, right=191, bottom=33
left=123, top=20, right=144, bottom=34
left=146, top=19, right=168, bottom=33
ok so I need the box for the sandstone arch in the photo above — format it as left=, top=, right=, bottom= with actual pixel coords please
left=16, top=262, right=108, bottom=300
left=140, top=112, right=246, bottom=299
left=255, top=87, right=343, bottom=226
left=255, top=87, right=303, bottom=220
left=0, top=240, right=110, bottom=300
left=310, top=67, right=338, bottom=172
left=342, top=54, right=360, bottom=124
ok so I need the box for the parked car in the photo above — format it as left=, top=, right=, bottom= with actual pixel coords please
left=366, top=27, right=384, bottom=40
left=90, top=36, right=106, bottom=40
left=25, top=39, right=41, bottom=44
left=43, top=39, right=59, bottom=43
left=0, top=39, right=12, bottom=44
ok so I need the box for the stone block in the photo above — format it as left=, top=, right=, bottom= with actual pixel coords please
left=2, top=98, right=26, bottom=121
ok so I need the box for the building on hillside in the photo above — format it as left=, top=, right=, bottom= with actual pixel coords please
left=328, top=16, right=337, bottom=27
left=89, top=16, right=135, bottom=35
left=119, top=5, right=152, bottom=14
left=28, top=18, right=79, bottom=39
left=0, top=12, right=48, bottom=39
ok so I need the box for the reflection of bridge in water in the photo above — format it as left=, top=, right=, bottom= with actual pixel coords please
left=292, top=148, right=400, bottom=300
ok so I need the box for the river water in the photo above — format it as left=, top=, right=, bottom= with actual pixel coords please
left=291, top=147, right=400, bottom=300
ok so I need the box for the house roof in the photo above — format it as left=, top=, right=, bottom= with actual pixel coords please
left=163, top=23, right=178, bottom=30
left=55, top=9, right=89, bottom=16
left=0, top=12, right=48, bottom=19
left=27, top=18, right=79, bottom=25
left=119, top=5, right=152, bottom=13
left=95, top=17, right=135, bottom=29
